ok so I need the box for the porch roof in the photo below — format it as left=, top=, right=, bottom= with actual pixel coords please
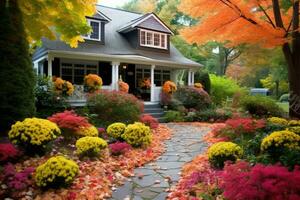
left=32, top=5, right=202, bottom=69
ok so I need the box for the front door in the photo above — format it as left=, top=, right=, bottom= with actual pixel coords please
left=120, top=63, right=135, bottom=94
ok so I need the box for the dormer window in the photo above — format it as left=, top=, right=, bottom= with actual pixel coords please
left=83, top=19, right=101, bottom=41
left=140, top=29, right=167, bottom=49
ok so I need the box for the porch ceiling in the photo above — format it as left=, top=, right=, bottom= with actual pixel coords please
left=47, top=50, right=202, bottom=70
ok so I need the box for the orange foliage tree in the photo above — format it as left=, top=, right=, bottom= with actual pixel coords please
left=179, top=0, right=300, bottom=118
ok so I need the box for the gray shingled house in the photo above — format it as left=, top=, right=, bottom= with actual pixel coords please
left=32, top=5, right=201, bottom=105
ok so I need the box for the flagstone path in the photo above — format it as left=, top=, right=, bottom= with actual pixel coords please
left=110, top=123, right=210, bottom=200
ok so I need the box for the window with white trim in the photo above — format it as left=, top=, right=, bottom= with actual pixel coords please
left=61, top=62, right=98, bottom=85
left=83, top=19, right=101, bottom=41
left=140, top=29, right=168, bottom=49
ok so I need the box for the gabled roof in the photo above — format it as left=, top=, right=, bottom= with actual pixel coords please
left=33, top=5, right=201, bottom=68
left=88, top=10, right=111, bottom=22
left=118, top=13, right=174, bottom=35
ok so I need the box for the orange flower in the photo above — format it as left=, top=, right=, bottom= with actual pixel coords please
left=162, top=81, right=177, bottom=94
left=53, top=77, right=74, bottom=96
left=119, top=81, right=129, bottom=93
left=194, top=82, right=203, bottom=89
left=84, top=74, right=103, bottom=93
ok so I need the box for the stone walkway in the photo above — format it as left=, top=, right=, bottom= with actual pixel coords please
left=110, top=123, right=210, bottom=200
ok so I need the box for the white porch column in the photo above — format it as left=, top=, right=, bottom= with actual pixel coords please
left=33, top=61, right=39, bottom=75
left=111, top=62, right=120, bottom=90
left=47, top=55, right=53, bottom=77
left=150, top=64, right=155, bottom=102
left=188, top=70, right=192, bottom=86
left=191, top=71, right=195, bottom=85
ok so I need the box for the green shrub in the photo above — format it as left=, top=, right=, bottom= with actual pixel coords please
left=210, top=74, right=245, bottom=105
left=35, top=156, right=79, bottom=188
left=107, top=123, right=126, bottom=139
left=164, top=110, right=184, bottom=122
left=194, top=70, right=211, bottom=94
left=76, top=136, right=108, bottom=157
left=240, top=95, right=284, bottom=117
left=279, top=93, right=289, bottom=102
left=35, top=76, right=69, bottom=118
left=122, top=122, right=152, bottom=147
left=173, top=86, right=211, bottom=111
left=87, top=91, right=144, bottom=127
left=194, top=108, right=232, bottom=122
left=0, top=2, right=35, bottom=132
left=208, top=142, right=243, bottom=168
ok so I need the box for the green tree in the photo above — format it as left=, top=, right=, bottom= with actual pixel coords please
left=0, top=0, right=35, bottom=131
left=0, top=0, right=96, bottom=132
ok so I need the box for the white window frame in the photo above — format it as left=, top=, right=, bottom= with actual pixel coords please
left=139, top=29, right=168, bottom=50
left=83, top=19, right=101, bottom=41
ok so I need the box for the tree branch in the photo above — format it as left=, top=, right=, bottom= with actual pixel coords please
left=258, top=3, right=276, bottom=28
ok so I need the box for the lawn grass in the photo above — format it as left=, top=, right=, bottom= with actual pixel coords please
left=277, top=102, right=289, bottom=113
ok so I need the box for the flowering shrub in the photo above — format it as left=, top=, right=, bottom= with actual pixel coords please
left=109, top=142, right=132, bottom=156
left=139, top=114, right=159, bottom=129
left=119, top=80, right=129, bottom=93
left=87, top=90, right=144, bottom=126
left=35, top=156, right=79, bottom=188
left=221, top=161, right=300, bottom=200
left=8, top=118, right=60, bottom=151
left=208, top=142, right=243, bottom=168
left=0, top=143, right=20, bottom=163
left=261, top=130, right=300, bottom=155
left=225, top=118, right=266, bottom=133
left=2, top=163, right=35, bottom=191
left=288, top=120, right=300, bottom=126
left=173, top=86, right=211, bottom=111
left=76, top=136, right=108, bottom=157
left=122, top=122, right=152, bottom=147
left=77, top=125, right=98, bottom=137
left=107, top=122, right=127, bottom=139
left=194, top=82, right=203, bottom=89
left=84, top=74, right=102, bottom=93
left=162, top=81, right=177, bottom=94
left=53, top=77, right=74, bottom=96
left=268, top=117, right=289, bottom=126
left=48, top=110, right=91, bottom=135
left=287, top=126, right=300, bottom=135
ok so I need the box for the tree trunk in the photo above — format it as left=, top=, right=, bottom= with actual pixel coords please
left=282, top=43, right=300, bottom=118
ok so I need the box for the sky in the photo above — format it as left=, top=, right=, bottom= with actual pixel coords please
left=98, top=0, right=131, bottom=8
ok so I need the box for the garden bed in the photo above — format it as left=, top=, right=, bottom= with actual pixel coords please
left=0, top=125, right=171, bottom=200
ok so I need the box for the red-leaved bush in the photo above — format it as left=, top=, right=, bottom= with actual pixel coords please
left=109, top=142, right=132, bottom=156
left=0, top=143, right=20, bottom=163
left=221, top=161, right=300, bottom=200
left=48, top=110, right=91, bottom=132
left=2, top=163, right=35, bottom=191
left=225, top=118, right=266, bottom=133
left=139, top=114, right=159, bottom=129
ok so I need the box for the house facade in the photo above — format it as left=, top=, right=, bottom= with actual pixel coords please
left=32, top=5, right=201, bottom=105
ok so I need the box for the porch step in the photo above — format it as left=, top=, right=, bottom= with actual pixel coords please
left=143, top=103, right=166, bottom=123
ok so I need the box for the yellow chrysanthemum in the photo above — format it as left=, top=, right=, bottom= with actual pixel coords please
left=76, top=136, right=108, bottom=157
left=267, top=117, right=289, bottom=126
left=77, top=125, right=98, bottom=137
left=8, top=118, right=61, bottom=147
left=35, top=156, right=79, bottom=188
left=107, top=122, right=126, bottom=139
left=261, top=130, right=300, bottom=151
left=122, top=122, right=152, bottom=147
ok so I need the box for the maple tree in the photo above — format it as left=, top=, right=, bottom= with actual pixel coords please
left=179, top=0, right=300, bottom=118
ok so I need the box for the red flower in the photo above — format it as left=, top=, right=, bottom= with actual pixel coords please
left=140, top=114, right=159, bottom=129
left=221, top=161, right=300, bottom=200
left=0, top=143, right=20, bottom=163
left=225, top=118, right=266, bottom=134
left=48, top=110, right=91, bottom=132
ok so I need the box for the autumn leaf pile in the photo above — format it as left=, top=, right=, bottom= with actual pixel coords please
left=18, top=125, right=171, bottom=200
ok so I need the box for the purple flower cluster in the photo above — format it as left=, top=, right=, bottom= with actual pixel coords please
left=2, top=163, right=35, bottom=190
left=109, top=142, right=132, bottom=156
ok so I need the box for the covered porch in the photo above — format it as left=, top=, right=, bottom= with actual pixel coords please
left=33, top=51, right=197, bottom=105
